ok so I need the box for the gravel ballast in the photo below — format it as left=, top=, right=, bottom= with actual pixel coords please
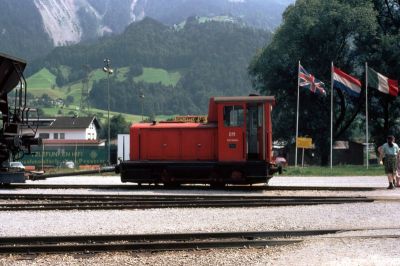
left=0, top=175, right=399, bottom=265
left=0, top=202, right=399, bottom=236
left=0, top=238, right=399, bottom=266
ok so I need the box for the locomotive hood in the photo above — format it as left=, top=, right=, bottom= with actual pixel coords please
left=0, top=53, right=27, bottom=96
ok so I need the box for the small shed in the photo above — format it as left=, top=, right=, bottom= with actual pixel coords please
left=286, top=140, right=365, bottom=166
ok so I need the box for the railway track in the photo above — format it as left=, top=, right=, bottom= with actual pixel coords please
left=0, top=194, right=378, bottom=211
left=0, top=228, right=398, bottom=254
left=0, top=183, right=380, bottom=191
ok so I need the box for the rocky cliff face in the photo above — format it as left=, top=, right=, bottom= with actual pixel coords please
left=34, top=0, right=83, bottom=45
left=0, top=0, right=292, bottom=59
left=33, top=0, right=134, bottom=45
left=32, top=0, right=292, bottom=46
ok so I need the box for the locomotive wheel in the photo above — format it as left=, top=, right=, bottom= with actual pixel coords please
left=231, top=170, right=244, bottom=181
left=210, top=173, right=225, bottom=189
left=163, top=182, right=181, bottom=189
left=210, top=182, right=225, bottom=189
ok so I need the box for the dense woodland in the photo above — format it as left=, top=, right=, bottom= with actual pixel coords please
left=133, top=0, right=289, bottom=30
left=29, top=18, right=270, bottom=115
left=250, top=0, right=400, bottom=164
left=0, top=0, right=287, bottom=60
left=0, top=0, right=53, bottom=59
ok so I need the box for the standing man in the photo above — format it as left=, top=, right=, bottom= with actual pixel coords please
left=379, top=135, right=399, bottom=189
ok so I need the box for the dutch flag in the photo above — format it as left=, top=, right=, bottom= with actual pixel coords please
left=333, top=66, right=361, bottom=97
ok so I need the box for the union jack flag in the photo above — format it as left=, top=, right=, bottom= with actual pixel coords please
left=298, top=64, right=326, bottom=95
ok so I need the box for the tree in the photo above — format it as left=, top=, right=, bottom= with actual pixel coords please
left=99, top=114, right=130, bottom=139
left=40, top=93, right=53, bottom=108
left=356, top=0, right=400, bottom=147
left=249, top=0, right=377, bottom=165
left=37, top=108, right=45, bottom=117
left=65, top=95, right=74, bottom=106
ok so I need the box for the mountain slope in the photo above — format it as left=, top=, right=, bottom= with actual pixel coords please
left=132, top=0, right=290, bottom=30
left=0, top=0, right=53, bottom=60
left=0, top=0, right=291, bottom=60
left=27, top=18, right=271, bottom=115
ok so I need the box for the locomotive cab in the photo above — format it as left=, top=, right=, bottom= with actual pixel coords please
left=214, top=97, right=273, bottom=163
left=118, top=95, right=279, bottom=186
left=212, top=96, right=278, bottom=183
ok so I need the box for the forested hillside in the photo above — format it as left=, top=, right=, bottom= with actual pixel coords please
left=0, top=1, right=53, bottom=59
left=28, top=18, right=271, bottom=115
left=0, top=0, right=290, bottom=60
left=133, top=0, right=291, bottom=30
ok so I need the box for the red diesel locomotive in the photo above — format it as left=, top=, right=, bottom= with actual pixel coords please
left=116, top=95, right=281, bottom=186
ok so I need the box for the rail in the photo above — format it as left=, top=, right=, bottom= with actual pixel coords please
left=27, top=166, right=116, bottom=180
left=0, top=194, right=377, bottom=211
left=0, top=228, right=399, bottom=254
left=1, top=183, right=380, bottom=191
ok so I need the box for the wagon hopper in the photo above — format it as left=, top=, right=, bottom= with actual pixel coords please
left=0, top=53, right=41, bottom=184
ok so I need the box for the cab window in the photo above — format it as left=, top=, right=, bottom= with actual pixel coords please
left=258, top=104, right=263, bottom=127
left=223, top=105, right=244, bottom=127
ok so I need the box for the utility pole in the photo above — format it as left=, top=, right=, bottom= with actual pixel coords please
left=140, top=92, right=145, bottom=121
left=103, top=59, right=113, bottom=165
left=80, top=64, right=91, bottom=114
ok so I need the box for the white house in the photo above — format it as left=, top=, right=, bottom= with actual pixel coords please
left=23, top=116, right=101, bottom=142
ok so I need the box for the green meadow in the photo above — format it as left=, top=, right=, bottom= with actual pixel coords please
left=41, top=105, right=144, bottom=124
left=26, top=66, right=181, bottom=118
left=133, top=67, right=181, bottom=86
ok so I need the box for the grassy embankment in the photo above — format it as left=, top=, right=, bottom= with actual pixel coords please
left=133, top=67, right=181, bottom=86
left=26, top=67, right=181, bottom=123
left=282, top=165, right=384, bottom=176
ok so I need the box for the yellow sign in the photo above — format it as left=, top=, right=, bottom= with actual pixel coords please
left=175, top=115, right=207, bottom=123
left=297, top=137, right=313, bottom=149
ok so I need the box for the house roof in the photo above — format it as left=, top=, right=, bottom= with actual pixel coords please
left=46, top=116, right=100, bottom=130
left=43, top=139, right=104, bottom=145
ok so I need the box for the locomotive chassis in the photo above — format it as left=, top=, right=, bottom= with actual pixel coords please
left=118, top=160, right=279, bottom=185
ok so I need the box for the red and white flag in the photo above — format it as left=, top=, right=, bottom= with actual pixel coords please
left=367, top=67, right=398, bottom=96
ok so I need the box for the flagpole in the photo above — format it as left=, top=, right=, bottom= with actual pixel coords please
left=295, top=61, right=300, bottom=167
left=330, top=62, right=333, bottom=169
left=365, top=62, right=369, bottom=169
